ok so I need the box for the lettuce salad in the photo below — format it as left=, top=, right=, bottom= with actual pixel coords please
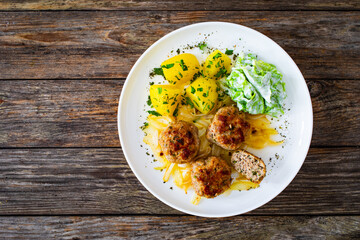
left=221, top=53, right=286, bottom=116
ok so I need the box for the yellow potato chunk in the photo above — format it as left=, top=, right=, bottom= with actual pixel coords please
left=185, top=76, right=218, bottom=114
left=161, top=53, right=200, bottom=86
left=203, top=50, right=231, bottom=79
left=150, top=85, right=182, bottom=116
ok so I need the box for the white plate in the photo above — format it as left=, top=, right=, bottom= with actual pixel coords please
left=118, top=22, right=313, bottom=217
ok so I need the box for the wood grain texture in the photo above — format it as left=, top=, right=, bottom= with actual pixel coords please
left=0, top=0, right=359, bottom=11
left=0, top=2, right=358, bottom=238
left=0, top=11, right=359, bottom=80
left=0, top=80, right=121, bottom=147
left=0, top=147, right=359, bottom=215
left=0, top=216, right=359, bottom=239
left=0, top=79, right=358, bottom=148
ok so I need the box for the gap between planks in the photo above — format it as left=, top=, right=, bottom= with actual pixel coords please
left=0, top=78, right=359, bottom=81
left=0, top=213, right=359, bottom=217
left=0, top=146, right=359, bottom=150
left=1, top=9, right=360, bottom=12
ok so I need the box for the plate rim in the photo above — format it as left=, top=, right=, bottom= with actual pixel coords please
left=118, top=21, right=313, bottom=217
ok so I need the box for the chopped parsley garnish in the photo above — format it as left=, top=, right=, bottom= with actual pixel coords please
left=191, top=71, right=202, bottom=83
left=173, top=106, right=179, bottom=117
left=197, top=42, right=207, bottom=50
left=190, top=86, right=196, bottom=94
left=162, top=63, right=175, bottom=69
left=202, top=103, right=208, bottom=111
left=214, top=67, right=228, bottom=78
left=176, top=49, right=180, bottom=55
left=225, top=49, right=234, bottom=55
left=140, top=122, right=149, bottom=130
left=233, top=53, right=239, bottom=61
left=193, top=100, right=199, bottom=107
left=149, top=82, right=154, bottom=86
left=146, top=96, right=152, bottom=106
left=184, top=97, right=194, bottom=108
left=147, top=110, right=162, bottom=116
left=150, top=68, right=164, bottom=78
left=179, top=59, right=188, bottom=71
left=157, top=87, right=162, bottom=94
left=197, top=87, right=203, bottom=92
left=213, top=52, right=222, bottom=59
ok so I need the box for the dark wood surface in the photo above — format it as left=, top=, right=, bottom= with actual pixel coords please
left=0, top=216, right=359, bottom=239
left=0, top=0, right=359, bottom=11
left=0, top=80, right=358, bottom=147
left=0, top=147, right=359, bottom=215
left=0, top=1, right=359, bottom=239
left=1, top=11, right=359, bottom=80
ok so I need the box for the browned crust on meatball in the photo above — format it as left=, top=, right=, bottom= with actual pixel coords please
left=207, top=106, right=250, bottom=150
left=159, top=120, right=200, bottom=164
left=231, top=150, right=266, bottom=183
left=191, top=156, right=232, bottom=198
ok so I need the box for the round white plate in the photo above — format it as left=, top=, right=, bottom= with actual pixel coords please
left=118, top=22, right=313, bottom=217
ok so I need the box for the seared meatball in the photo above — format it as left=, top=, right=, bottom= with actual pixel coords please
left=207, top=106, right=250, bottom=150
left=191, top=156, right=232, bottom=198
left=159, top=120, right=200, bottom=164
left=231, top=150, right=266, bottom=183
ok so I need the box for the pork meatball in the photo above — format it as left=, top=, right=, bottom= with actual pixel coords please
left=159, top=120, right=200, bottom=164
left=231, top=150, right=266, bottom=183
left=191, top=156, right=232, bottom=198
left=207, top=106, right=250, bottom=150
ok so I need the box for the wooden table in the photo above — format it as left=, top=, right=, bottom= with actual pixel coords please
left=0, top=1, right=359, bottom=239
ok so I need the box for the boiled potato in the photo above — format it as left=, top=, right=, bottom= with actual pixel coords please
left=203, top=50, right=231, bottom=79
left=150, top=84, right=182, bottom=116
left=185, top=76, right=218, bottom=114
left=161, top=53, right=200, bottom=86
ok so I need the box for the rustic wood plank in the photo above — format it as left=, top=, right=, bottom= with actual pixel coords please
left=0, top=79, right=358, bottom=147
left=0, top=0, right=359, bottom=11
left=0, top=216, right=359, bottom=239
left=0, top=11, right=358, bottom=80
left=0, top=147, right=359, bottom=215
left=0, top=80, right=121, bottom=148
left=308, top=80, right=360, bottom=147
